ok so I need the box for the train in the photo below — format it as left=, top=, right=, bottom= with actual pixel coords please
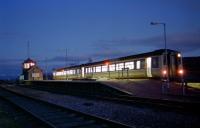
left=53, top=49, right=183, bottom=80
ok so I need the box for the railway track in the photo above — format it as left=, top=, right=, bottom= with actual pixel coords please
left=98, top=95, right=200, bottom=114
left=0, top=87, right=130, bottom=128
left=0, top=96, right=49, bottom=128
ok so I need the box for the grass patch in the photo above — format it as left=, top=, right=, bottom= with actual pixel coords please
left=187, top=83, right=200, bottom=89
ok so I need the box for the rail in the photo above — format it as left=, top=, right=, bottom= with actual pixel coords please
left=0, top=86, right=131, bottom=128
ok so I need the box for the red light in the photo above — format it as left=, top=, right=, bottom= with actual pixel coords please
left=162, top=70, right=167, bottom=75
left=178, top=69, right=184, bottom=75
left=104, top=61, right=110, bottom=66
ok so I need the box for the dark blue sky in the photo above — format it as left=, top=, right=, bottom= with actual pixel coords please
left=0, top=0, right=200, bottom=79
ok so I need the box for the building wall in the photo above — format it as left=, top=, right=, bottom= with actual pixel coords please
left=27, top=67, right=43, bottom=80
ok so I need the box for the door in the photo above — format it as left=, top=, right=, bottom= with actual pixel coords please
left=146, top=57, right=152, bottom=77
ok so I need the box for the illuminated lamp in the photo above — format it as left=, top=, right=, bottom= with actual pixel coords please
left=30, top=62, right=35, bottom=66
left=178, top=69, right=184, bottom=75
left=104, top=61, right=110, bottom=66
left=177, top=53, right=181, bottom=58
left=162, top=70, right=167, bottom=75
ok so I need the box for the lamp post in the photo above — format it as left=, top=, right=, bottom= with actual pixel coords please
left=150, top=22, right=169, bottom=93
left=65, top=48, right=68, bottom=81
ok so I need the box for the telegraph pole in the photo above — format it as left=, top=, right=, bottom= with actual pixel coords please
left=65, top=48, right=68, bottom=80
left=45, top=57, right=48, bottom=80
left=150, top=22, right=169, bottom=94
left=27, top=41, right=30, bottom=58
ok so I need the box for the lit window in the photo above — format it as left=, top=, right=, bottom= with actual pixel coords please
left=67, top=70, right=75, bottom=75
left=102, top=65, right=108, bottom=72
left=24, top=63, right=30, bottom=69
left=89, top=67, right=92, bottom=73
left=63, top=70, right=67, bottom=75
left=69, top=70, right=73, bottom=75
left=72, top=70, right=75, bottom=74
left=30, top=63, right=35, bottom=66
left=76, top=69, right=80, bottom=74
left=32, top=73, right=39, bottom=77
left=93, top=67, right=96, bottom=73
left=86, top=67, right=92, bottom=74
left=109, top=64, right=115, bottom=71
left=116, top=63, right=124, bottom=70
left=96, top=66, right=101, bottom=72
left=146, top=57, right=152, bottom=68
left=85, top=68, right=88, bottom=74
left=125, top=62, right=134, bottom=69
left=55, top=71, right=63, bottom=76
left=136, top=61, right=140, bottom=69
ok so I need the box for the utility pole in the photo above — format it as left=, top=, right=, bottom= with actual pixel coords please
left=27, top=41, right=30, bottom=58
left=150, top=22, right=169, bottom=94
left=45, top=57, right=48, bottom=80
left=65, top=48, right=68, bottom=80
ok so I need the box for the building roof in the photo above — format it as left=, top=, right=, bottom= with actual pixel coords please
left=27, top=65, right=43, bottom=73
left=23, top=58, right=36, bottom=64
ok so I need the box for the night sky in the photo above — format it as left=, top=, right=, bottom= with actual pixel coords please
left=0, top=0, right=200, bottom=79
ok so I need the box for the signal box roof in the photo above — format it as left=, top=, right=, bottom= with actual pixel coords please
left=23, top=58, right=36, bottom=64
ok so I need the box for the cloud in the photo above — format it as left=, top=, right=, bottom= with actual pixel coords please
left=0, top=32, right=29, bottom=40
left=91, top=50, right=134, bottom=60
left=40, top=55, right=89, bottom=64
left=182, top=0, right=200, bottom=12
left=95, top=30, right=200, bottom=55
left=0, top=63, right=21, bottom=80
left=0, top=59, right=23, bottom=64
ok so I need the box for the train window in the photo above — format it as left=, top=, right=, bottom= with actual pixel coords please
left=125, top=62, right=134, bottom=69
left=61, top=70, right=65, bottom=75
left=93, top=67, right=96, bottom=73
left=96, top=66, right=101, bottom=72
left=102, top=65, right=108, bottom=72
left=136, top=61, right=140, bottom=69
left=88, top=67, right=92, bottom=73
left=76, top=69, right=80, bottom=74
left=152, top=57, right=159, bottom=68
left=73, top=70, right=76, bottom=74
left=85, top=67, right=92, bottom=74
left=55, top=71, right=61, bottom=76
left=116, top=63, right=124, bottom=70
left=85, top=68, right=88, bottom=74
left=109, top=64, right=115, bottom=71
left=67, top=70, right=72, bottom=75
left=140, top=59, right=145, bottom=69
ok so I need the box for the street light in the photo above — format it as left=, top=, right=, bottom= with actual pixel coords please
left=150, top=22, right=167, bottom=53
left=150, top=21, right=169, bottom=93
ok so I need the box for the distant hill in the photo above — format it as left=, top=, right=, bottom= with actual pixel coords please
left=183, top=57, right=200, bottom=82
left=183, top=56, right=200, bottom=71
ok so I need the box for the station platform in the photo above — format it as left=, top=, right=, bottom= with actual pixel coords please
left=20, top=79, right=200, bottom=103
left=101, top=79, right=200, bottom=103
